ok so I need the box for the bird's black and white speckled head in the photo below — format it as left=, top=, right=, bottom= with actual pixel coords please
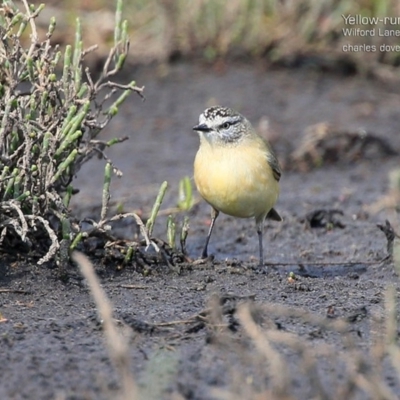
left=202, top=106, right=240, bottom=121
left=193, top=106, right=253, bottom=144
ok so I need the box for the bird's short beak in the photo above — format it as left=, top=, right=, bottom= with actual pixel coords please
left=193, top=123, right=210, bottom=132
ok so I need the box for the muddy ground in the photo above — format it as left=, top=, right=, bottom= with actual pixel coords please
left=1, top=63, right=400, bottom=400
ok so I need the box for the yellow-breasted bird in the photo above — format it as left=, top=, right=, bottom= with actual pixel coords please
left=193, top=106, right=282, bottom=267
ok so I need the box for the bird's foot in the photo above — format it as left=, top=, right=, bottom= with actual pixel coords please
left=201, top=250, right=208, bottom=259
left=255, top=262, right=268, bottom=274
left=193, top=254, right=214, bottom=266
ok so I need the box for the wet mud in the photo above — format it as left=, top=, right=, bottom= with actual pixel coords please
left=1, top=63, right=400, bottom=399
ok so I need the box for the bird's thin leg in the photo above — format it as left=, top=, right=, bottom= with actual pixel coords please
left=201, top=208, right=219, bottom=259
left=257, top=221, right=264, bottom=267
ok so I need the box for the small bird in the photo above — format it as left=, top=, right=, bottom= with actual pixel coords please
left=193, top=106, right=282, bottom=267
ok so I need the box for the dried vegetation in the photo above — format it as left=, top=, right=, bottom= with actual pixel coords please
left=0, top=1, right=190, bottom=271
left=31, top=0, right=400, bottom=79
left=73, top=251, right=400, bottom=400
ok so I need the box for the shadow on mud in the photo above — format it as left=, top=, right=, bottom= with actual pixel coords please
left=272, top=262, right=370, bottom=278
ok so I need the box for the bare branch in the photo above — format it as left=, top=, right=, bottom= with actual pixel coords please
left=26, top=215, right=59, bottom=265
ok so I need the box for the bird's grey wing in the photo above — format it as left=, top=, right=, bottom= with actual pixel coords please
left=264, top=141, right=282, bottom=221
left=266, top=146, right=281, bottom=182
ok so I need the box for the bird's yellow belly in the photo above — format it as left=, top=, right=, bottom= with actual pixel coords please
left=194, top=144, right=279, bottom=221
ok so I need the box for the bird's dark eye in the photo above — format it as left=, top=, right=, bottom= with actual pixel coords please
left=221, top=122, right=230, bottom=129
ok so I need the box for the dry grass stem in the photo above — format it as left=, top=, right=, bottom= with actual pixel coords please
left=72, top=251, right=137, bottom=400
left=236, top=303, right=291, bottom=398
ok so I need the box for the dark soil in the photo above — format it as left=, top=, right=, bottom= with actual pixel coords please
left=1, top=63, right=400, bottom=400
